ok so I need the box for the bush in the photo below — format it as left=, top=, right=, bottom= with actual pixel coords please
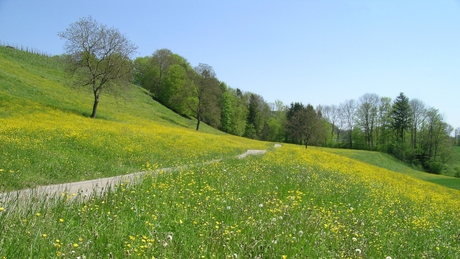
left=426, top=160, right=443, bottom=174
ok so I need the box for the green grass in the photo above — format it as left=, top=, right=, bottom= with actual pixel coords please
left=2, top=46, right=460, bottom=258
left=323, top=148, right=460, bottom=190
left=1, top=146, right=459, bottom=258
left=0, top=46, right=269, bottom=192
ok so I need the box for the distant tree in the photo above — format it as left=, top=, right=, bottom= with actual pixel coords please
left=244, top=94, right=260, bottom=138
left=285, top=103, right=324, bottom=147
left=148, top=49, right=176, bottom=100
left=58, top=16, right=137, bottom=118
left=266, top=100, right=287, bottom=142
left=376, top=96, right=392, bottom=150
left=456, top=127, right=460, bottom=146
left=391, top=92, right=412, bottom=141
left=133, top=56, right=151, bottom=86
left=228, top=88, right=248, bottom=136
left=133, top=50, right=194, bottom=116
left=390, top=93, right=412, bottom=160
left=321, top=104, right=340, bottom=143
left=286, top=102, right=308, bottom=145
left=419, top=108, right=454, bottom=172
left=305, top=104, right=325, bottom=147
left=340, top=99, right=356, bottom=148
left=356, top=93, right=379, bottom=149
left=243, top=93, right=270, bottom=139
left=409, top=99, right=426, bottom=151
left=219, top=82, right=233, bottom=133
left=189, top=63, right=221, bottom=131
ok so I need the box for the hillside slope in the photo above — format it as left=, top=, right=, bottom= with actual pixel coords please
left=0, top=46, right=269, bottom=191
left=1, top=46, right=458, bottom=192
left=324, top=148, right=460, bottom=190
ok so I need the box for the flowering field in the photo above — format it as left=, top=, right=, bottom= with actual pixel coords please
left=0, top=46, right=268, bottom=191
left=0, top=108, right=269, bottom=191
left=2, top=46, right=460, bottom=258
left=1, top=145, right=460, bottom=258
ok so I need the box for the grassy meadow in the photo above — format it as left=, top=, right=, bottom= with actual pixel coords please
left=0, top=46, right=269, bottom=192
left=1, top=46, right=460, bottom=258
left=1, top=146, right=460, bottom=258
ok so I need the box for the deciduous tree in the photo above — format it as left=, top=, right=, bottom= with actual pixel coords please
left=189, top=63, right=221, bottom=131
left=58, top=16, right=137, bottom=118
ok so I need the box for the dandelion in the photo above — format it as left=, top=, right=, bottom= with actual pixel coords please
left=42, top=234, right=47, bottom=238
left=282, top=255, right=287, bottom=259
left=36, top=213, right=41, bottom=217
left=59, top=218, right=64, bottom=223
left=73, top=243, right=79, bottom=248
left=0, top=207, right=4, bottom=212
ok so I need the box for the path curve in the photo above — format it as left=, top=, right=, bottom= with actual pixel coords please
left=0, top=146, right=281, bottom=207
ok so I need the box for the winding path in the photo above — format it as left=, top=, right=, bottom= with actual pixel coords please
left=0, top=146, right=281, bottom=207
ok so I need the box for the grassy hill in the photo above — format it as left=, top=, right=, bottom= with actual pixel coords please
left=325, top=148, right=460, bottom=190
left=1, top=46, right=460, bottom=258
left=0, top=46, right=269, bottom=191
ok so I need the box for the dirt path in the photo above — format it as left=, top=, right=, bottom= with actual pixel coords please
left=0, top=147, right=280, bottom=206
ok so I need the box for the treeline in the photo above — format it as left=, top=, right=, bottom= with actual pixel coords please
left=134, top=49, right=457, bottom=174
left=320, top=93, right=456, bottom=174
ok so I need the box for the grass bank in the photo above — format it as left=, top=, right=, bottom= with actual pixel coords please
left=1, top=145, right=459, bottom=258
left=0, top=46, right=269, bottom=192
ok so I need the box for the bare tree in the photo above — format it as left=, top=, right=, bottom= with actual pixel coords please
left=58, top=16, right=137, bottom=118
left=340, top=99, right=356, bottom=148
left=409, top=99, right=426, bottom=150
left=356, top=93, right=379, bottom=149
left=321, top=104, right=340, bottom=142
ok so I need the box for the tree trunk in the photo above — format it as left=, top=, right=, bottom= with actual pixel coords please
left=91, top=91, right=100, bottom=118
left=196, top=114, right=201, bottom=131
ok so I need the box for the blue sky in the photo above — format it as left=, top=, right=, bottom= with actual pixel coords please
left=1, top=1, right=459, bottom=129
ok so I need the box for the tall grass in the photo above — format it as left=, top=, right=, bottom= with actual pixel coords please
left=1, top=145, right=459, bottom=258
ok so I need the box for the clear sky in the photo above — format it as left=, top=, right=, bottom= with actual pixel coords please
left=1, top=1, right=459, bottom=129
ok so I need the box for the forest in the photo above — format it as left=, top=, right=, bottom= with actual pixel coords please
left=133, top=48, right=459, bottom=176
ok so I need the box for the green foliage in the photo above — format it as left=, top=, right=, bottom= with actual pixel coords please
left=0, top=46, right=269, bottom=192
left=219, top=84, right=234, bottom=133
left=391, top=92, right=412, bottom=141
